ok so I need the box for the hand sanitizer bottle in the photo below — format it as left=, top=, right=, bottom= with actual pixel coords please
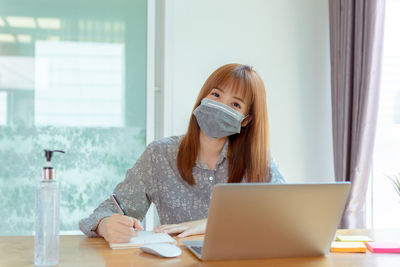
left=35, top=149, right=65, bottom=266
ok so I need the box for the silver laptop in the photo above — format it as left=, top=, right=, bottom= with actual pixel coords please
left=184, top=182, right=351, bottom=261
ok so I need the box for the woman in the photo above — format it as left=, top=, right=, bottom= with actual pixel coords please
left=79, top=63, right=285, bottom=243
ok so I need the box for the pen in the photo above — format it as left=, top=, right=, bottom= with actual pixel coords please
left=110, top=193, right=126, bottom=215
left=110, top=194, right=136, bottom=230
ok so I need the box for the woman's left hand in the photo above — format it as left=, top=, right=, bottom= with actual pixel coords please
left=154, top=219, right=207, bottom=238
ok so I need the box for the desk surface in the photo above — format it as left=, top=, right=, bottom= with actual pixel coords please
left=1, top=229, right=399, bottom=267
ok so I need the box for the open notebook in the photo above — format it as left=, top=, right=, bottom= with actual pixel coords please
left=109, top=231, right=176, bottom=249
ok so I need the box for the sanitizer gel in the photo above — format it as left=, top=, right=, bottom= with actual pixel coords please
left=34, top=150, right=64, bottom=266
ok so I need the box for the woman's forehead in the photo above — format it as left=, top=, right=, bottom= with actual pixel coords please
left=215, top=78, right=253, bottom=103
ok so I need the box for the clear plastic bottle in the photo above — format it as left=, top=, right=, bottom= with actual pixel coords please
left=34, top=150, right=64, bottom=266
left=35, top=180, right=60, bottom=266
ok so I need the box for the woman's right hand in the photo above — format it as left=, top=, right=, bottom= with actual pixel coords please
left=96, top=214, right=144, bottom=243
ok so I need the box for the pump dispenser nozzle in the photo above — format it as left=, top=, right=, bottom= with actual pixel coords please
left=44, top=150, right=65, bottom=162
left=43, top=150, right=65, bottom=180
left=35, top=150, right=64, bottom=265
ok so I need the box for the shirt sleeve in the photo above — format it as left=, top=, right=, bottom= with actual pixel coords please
left=78, top=142, right=157, bottom=237
left=269, top=156, right=286, bottom=184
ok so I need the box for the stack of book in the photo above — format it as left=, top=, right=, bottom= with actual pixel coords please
left=331, top=235, right=400, bottom=253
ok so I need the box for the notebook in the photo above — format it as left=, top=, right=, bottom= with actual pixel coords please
left=366, top=242, right=400, bottom=253
left=335, top=235, right=373, bottom=242
left=109, top=231, right=176, bottom=249
left=330, top=242, right=367, bottom=253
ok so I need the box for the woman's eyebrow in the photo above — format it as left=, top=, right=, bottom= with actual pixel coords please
left=233, top=96, right=245, bottom=105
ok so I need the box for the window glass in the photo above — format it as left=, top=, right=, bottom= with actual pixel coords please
left=0, top=0, right=147, bottom=235
left=372, top=0, right=400, bottom=228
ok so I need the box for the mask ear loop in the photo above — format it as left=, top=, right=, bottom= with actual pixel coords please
left=241, top=114, right=250, bottom=124
left=242, top=105, right=254, bottom=124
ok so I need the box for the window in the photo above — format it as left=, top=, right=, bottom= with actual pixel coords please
left=371, top=0, right=400, bottom=228
left=0, top=91, right=6, bottom=125
left=0, top=0, right=147, bottom=235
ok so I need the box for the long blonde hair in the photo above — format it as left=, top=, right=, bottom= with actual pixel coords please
left=177, top=64, right=271, bottom=185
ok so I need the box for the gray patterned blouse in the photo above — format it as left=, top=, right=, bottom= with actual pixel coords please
left=79, top=135, right=286, bottom=237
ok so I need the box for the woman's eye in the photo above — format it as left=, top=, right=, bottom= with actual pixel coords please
left=211, top=92, right=220, bottom=97
left=233, top=102, right=241, bottom=109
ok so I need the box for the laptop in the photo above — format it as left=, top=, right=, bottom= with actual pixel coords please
left=184, top=182, right=351, bottom=261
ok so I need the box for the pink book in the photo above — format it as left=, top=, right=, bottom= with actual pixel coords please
left=366, top=242, right=400, bottom=253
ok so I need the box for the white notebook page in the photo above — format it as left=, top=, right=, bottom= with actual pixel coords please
left=109, top=231, right=176, bottom=249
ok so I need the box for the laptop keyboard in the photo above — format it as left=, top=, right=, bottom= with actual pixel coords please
left=191, top=246, right=203, bottom=255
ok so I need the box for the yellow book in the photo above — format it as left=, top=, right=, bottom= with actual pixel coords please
left=331, top=242, right=367, bottom=253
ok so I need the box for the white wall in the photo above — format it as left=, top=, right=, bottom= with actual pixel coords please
left=162, top=0, right=334, bottom=182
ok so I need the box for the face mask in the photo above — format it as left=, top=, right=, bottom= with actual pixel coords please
left=193, top=98, right=247, bottom=138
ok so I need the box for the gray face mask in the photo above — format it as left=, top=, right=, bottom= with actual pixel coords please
left=193, top=98, right=246, bottom=138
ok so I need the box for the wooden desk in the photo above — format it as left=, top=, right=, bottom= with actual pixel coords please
left=1, top=229, right=399, bottom=267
